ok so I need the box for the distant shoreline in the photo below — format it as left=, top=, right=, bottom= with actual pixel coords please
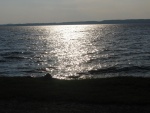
left=1, top=19, right=150, bottom=26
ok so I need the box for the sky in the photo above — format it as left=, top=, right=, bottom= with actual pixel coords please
left=0, top=0, right=150, bottom=24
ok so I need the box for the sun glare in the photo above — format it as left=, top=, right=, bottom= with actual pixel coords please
left=42, top=25, right=98, bottom=79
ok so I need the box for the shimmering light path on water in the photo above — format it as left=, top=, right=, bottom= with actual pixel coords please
left=0, top=24, right=150, bottom=79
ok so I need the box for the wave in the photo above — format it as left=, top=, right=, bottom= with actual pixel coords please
left=0, top=51, right=32, bottom=60
left=0, top=51, right=30, bottom=56
left=0, top=60, right=7, bottom=62
left=88, top=66, right=150, bottom=74
left=21, top=68, right=49, bottom=73
left=3, top=56, right=27, bottom=60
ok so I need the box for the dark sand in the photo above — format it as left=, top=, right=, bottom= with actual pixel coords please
left=0, top=76, right=150, bottom=113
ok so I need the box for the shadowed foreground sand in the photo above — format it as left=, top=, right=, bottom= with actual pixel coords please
left=0, top=101, right=150, bottom=113
left=0, top=76, right=150, bottom=113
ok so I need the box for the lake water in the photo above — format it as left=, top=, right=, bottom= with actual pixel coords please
left=0, top=24, right=150, bottom=79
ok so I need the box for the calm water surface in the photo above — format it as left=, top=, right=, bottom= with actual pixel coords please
left=0, top=24, right=150, bottom=79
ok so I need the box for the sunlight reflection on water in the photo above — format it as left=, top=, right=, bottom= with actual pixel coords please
left=43, top=25, right=100, bottom=79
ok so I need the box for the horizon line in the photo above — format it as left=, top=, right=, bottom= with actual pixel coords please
left=1, top=19, right=150, bottom=26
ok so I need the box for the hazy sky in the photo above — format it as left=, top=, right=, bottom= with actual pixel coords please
left=0, top=0, right=150, bottom=24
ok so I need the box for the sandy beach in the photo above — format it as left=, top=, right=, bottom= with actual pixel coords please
left=0, top=76, right=150, bottom=112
